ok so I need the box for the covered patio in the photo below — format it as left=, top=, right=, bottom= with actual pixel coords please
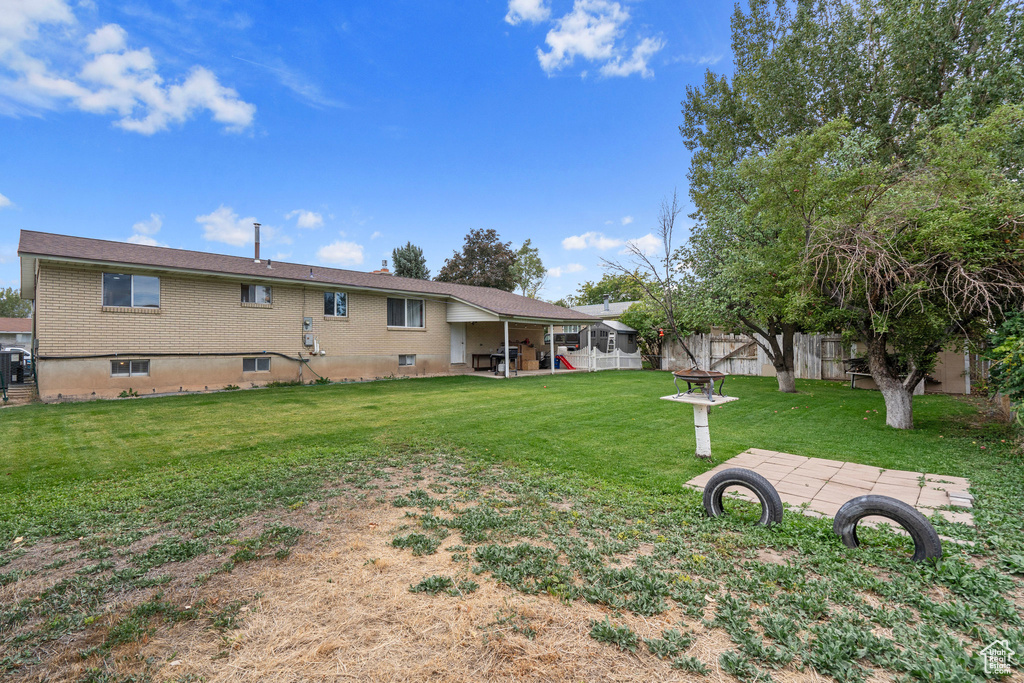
left=449, top=306, right=595, bottom=379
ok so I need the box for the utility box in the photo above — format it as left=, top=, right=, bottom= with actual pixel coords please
left=303, top=333, right=314, bottom=347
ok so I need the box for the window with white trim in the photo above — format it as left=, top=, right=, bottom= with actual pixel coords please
left=399, top=354, right=416, bottom=366
left=242, top=357, right=271, bottom=372
left=387, top=297, right=424, bottom=328
left=103, top=273, right=160, bottom=308
left=563, top=325, right=580, bottom=333
left=324, top=291, right=348, bottom=316
left=608, top=332, right=616, bottom=351
left=111, top=359, right=150, bottom=377
left=241, top=284, right=272, bottom=304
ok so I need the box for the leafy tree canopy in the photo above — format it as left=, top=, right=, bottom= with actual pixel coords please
left=510, top=239, right=546, bottom=298
left=391, top=242, right=430, bottom=279
left=0, top=287, right=31, bottom=318
left=564, top=271, right=652, bottom=307
left=435, top=228, right=517, bottom=291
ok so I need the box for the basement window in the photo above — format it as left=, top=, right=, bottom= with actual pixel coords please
left=111, top=360, right=150, bottom=377
left=103, top=273, right=160, bottom=308
left=241, top=284, right=272, bottom=304
left=399, top=354, right=416, bottom=367
left=242, top=357, right=271, bottom=372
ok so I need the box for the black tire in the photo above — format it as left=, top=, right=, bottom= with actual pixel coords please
left=703, top=468, right=784, bottom=527
left=833, top=495, right=942, bottom=562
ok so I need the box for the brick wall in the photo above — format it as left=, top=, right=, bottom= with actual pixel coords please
left=34, top=262, right=454, bottom=400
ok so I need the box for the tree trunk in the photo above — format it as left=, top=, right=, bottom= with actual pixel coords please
left=865, top=332, right=914, bottom=429
left=773, top=324, right=798, bottom=393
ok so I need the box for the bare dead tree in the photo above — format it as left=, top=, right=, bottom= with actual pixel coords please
left=603, top=190, right=700, bottom=368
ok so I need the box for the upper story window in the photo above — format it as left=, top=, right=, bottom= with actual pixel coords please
left=324, top=291, right=348, bottom=317
left=387, top=297, right=424, bottom=328
left=103, top=273, right=160, bottom=308
left=241, top=284, right=272, bottom=304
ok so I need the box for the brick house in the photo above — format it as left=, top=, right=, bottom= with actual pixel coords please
left=18, top=231, right=595, bottom=402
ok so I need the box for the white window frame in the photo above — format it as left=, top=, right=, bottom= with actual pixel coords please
left=111, top=359, right=150, bottom=377
left=242, top=357, right=271, bottom=372
left=563, top=325, right=580, bottom=334
left=387, top=297, right=425, bottom=328
left=102, top=273, right=160, bottom=308
left=399, top=354, right=416, bottom=367
left=324, top=291, right=348, bottom=317
left=607, top=332, right=616, bottom=351
left=241, top=284, right=272, bottom=304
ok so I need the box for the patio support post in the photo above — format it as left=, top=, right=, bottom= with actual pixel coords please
left=549, top=325, right=554, bottom=375
left=503, top=320, right=510, bottom=379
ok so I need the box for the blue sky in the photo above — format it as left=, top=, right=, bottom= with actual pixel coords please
left=0, top=0, right=734, bottom=301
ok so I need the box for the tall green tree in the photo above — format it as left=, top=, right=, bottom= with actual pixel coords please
left=0, top=288, right=31, bottom=318
left=510, top=239, right=546, bottom=298
left=436, top=228, right=517, bottom=291
left=391, top=242, right=430, bottom=279
left=680, top=0, right=1024, bottom=416
left=744, top=109, right=1024, bottom=428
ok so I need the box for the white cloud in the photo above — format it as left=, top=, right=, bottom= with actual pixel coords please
left=370, top=231, right=383, bottom=240
left=620, top=215, right=633, bottom=225
left=625, top=233, right=661, bottom=256
left=131, top=212, right=162, bottom=235
left=196, top=205, right=257, bottom=247
left=85, top=23, right=125, bottom=54
left=0, top=192, right=10, bottom=209
left=127, top=212, right=165, bottom=246
left=505, top=0, right=550, bottom=25
left=317, top=240, right=364, bottom=266
left=528, top=0, right=665, bottom=78
left=600, top=36, right=665, bottom=78
left=126, top=234, right=165, bottom=247
left=562, top=231, right=624, bottom=250
left=548, top=263, right=585, bottom=277
left=285, top=209, right=323, bottom=229
left=0, top=3, right=255, bottom=133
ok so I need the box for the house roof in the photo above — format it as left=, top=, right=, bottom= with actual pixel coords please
left=571, top=300, right=640, bottom=318
left=0, top=317, right=31, bottom=333
left=18, top=230, right=595, bottom=323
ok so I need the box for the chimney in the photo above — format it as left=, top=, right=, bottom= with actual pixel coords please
left=372, top=259, right=392, bottom=276
left=253, top=223, right=261, bottom=263
left=603, top=294, right=610, bottom=312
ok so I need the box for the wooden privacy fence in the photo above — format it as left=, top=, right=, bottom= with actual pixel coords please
left=663, top=332, right=987, bottom=395
left=665, top=333, right=852, bottom=381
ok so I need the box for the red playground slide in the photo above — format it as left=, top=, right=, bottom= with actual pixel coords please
left=556, top=355, right=575, bottom=370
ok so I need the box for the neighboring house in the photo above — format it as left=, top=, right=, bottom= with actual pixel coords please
left=0, top=317, right=32, bottom=349
left=558, top=297, right=641, bottom=334
left=18, top=231, right=595, bottom=402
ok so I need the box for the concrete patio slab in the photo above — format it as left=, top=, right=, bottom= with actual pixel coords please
left=684, top=449, right=974, bottom=526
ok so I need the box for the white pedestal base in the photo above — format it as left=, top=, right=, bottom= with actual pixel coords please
left=660, top=393, right=739, bottom=460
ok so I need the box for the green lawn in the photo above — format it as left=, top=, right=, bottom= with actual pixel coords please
left=1, top=372, right=1021, bottom=681
left=0, top=372, right=994, bottom=500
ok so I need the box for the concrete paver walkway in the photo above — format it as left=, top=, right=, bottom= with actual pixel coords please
left=686, top=448, right=974, bottom=526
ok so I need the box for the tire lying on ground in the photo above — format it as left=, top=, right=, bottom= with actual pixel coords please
left=703, top=468, right=784, bottom=527
left=833, top=495, right=942, bottom=562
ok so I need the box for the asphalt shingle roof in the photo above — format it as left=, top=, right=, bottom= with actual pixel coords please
left=19, top=230, right=595, bottom=322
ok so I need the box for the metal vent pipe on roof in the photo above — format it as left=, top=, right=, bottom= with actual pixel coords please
left=254, top=222, right=261, bottom=262
left=603, top=294, right=610, bottom=311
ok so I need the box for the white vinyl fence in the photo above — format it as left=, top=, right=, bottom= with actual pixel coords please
left=562, top=347, right=642, bottom=371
